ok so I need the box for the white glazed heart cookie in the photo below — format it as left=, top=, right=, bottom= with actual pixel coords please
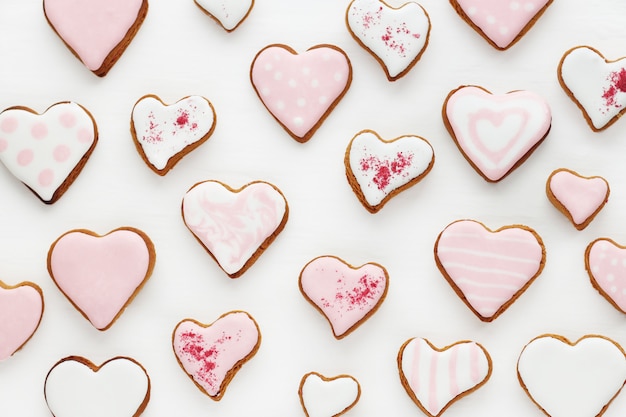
left=194, top=0, right=254, bottom=32
left=299, top=372, right=361, bottom=417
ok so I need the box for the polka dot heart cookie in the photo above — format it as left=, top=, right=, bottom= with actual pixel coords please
left=585, top=238, right=626, bottom=315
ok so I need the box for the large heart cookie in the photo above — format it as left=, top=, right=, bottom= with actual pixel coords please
left=195, top=0, right=254, bottom=32
left=0, top=102, right=97, bottom=203
left=0, top=281, right=44, bottom=361
left=443, top=85, right=551, bottom=182
left=299, top=255, right=388, bottom=339
left=346, top=0, right=431, bottom=81
left=450, top=0, right=553, bottom=50
left=131, top=95, right=216, bottom=175
left=182, top=180, right=288, bottom=278
left=45, top=356, right=151, bottom=417
left=43, top=0, right=148, bottom=76
left=47, top=227, right=155, bottom=330
left=586, top=238, right=626, bottom=314
left=398, top=338, right=492, bottom=417
left=435, top=219, right=545, bottom=322
left=517, top=334, right=626, bottom=417
left=172, top=311, right=261, bottom=401
left=250, top=44, right=352, bottom=142
left=299, top=372, right=361, bottom=417
left=345, top=129, right=434, bottom=213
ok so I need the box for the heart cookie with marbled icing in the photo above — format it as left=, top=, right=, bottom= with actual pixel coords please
left=299, top=372, right=361, bottom=417
left=0, top=281, right=44, bottom=361
left=586, top=238, right=626, bottom=315
left=194, top=0, right=254, bottom=31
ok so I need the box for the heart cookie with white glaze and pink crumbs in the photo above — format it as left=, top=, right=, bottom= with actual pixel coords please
left=172, top=311, right=261, bottom=401
left=449, top=0, right=553, bottom=50
left=558, top=46, right=626, bottom=131
left=345, top=129, right=434, bottom=213
left=346, top=0, right=431, bottom=81
left=434, top=219, right=545, bottom=322
left=299, top=372, right=361, bottom=417
left=585, top=238, right=626, bottom=315
left=43, top=0, right=148, bottom=76
left=250, top=44, right=352, bottom=143
left=47, top=227, right=155, bottom=331
left=299, top=255, right=388, bottom=339
left=131, top=95, right=216, bottom=175
left=0, top=102, right=98, bottom=204
left=182, top=180, right=288, bottom=278
left=443, top=85, right=551, bottom=182
left=398, top=338, right=492, bottom=417
left=45, top=356, right=151, bottom=417
left=547, top=168, right=609, bottom=231
left=0, top=281, right=43, bottom=361
left=194, top=0, right=254, bottom=32
left=517, top=334, right=626, bottom=417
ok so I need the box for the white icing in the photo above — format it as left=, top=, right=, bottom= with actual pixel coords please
left=300, top=373, right=360, bottom=417
left=195, top=0, right=253, bottom=31
left=517, top=335, right=626, bottom=417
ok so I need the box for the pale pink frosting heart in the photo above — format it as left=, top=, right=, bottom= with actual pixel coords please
left=47, top=227, right=155, bottom=330
left=250, top=44, right=352, bottom=142
left=299, top=256, right=388, bottom=339
left=0, top=281, right=44, bottom=361
left=435, top=220, right=545, bottom=321
left=172, top=311, right=261, bottom=401
left=586, top=239, right=626, bottom=314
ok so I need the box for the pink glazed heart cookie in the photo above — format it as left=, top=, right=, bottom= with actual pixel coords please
left=131, top=95, right=216, bottom=175
left=450, top=0, right=553, bottom=50
left=299, top=255, right=388, bottom=339
left=434, top=219, right=545, bottom=322
left=585, top=238, right=626, bottom=315
left=299, top=372, right=361, bottom=417
left=398, top=338, right=492, bottom=417
left=44, top=0, right=148, bottom=76
left=346, top=0, right=431, bottom=81
left=443, top=85, right=551, bottom=182
left=194, top=0, right=254, bottom=32
left=0, top=102, right=98, bottom=204
left=547, top=168, right=609, bottom=230
left=47, top=227, right=155, bottom=330
left=172, top=311, right=261, bottom=401
left=250, top=44, right=352, bottom=142
left=0, top=281, right=44, bottom=361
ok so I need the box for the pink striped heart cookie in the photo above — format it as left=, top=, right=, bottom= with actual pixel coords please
left=299, top=372, right=361, bottom=417
left=398, top=338, right=492, bottom=417
left=0, top=281, right=44, bottom=361
left=194, top=0, right=254, bottom=32
left=585, top=238, right=626, bottom=314
left=434, top=219, right=546, bottom=322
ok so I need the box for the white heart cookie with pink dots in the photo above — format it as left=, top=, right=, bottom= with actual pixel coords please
left=0, top=102, right=97, bottom=203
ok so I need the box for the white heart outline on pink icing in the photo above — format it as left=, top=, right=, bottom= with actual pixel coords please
left=0, top=281, right=44, bottom=361
left=194, top=0, right=255, bottom=32
left=586, top=238, right=626, bottom=315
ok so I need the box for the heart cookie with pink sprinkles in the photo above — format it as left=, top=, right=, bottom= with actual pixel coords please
left=0, top=280, right=44, bottom=361
left=586, top=238, right=626, bottom=314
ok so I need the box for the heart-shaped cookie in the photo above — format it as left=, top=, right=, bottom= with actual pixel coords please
left=517, top=334, right=626, bottom=417
left=194, top=0, right=254, bottom=32
left=299, top=372, right=361, bottom=417
left=398, top=338, right=492, bottom=417
left=47, top=227, right=155, bottom=330
left=43, top=0, right=148, bottom=76
left=182, top=180, right=288, bottom=278
left=435, top=219, right=545, bottom=322
left=443, top=85, right=551, bottom=182
left=585, top=238, right=626, bottom=314
left=558, top=46, right=626, bottom=131
left=250, top=44, right=352, bottom=142
left=299, top=255, right=388, bottom=339
left=45, top=356, right=151, bottom=417
left=450, top=0, right=553, bottom=50
left=172, top=311, right=261, bottom=401
left=346, top=0, right=431, bottom=81
left=345, top=129, right=434, bottom=213
left=547, top=168, right=609, bottom=230
left=0, top=102, right=98, bottom=204
left=0, top=281, right=44, bottom=361
left=131, top=95, right=216, bottom=175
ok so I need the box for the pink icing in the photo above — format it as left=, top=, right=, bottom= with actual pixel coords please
left=173, top=312, right=260, bottom=399
left=48, top=229, right=153, bottom=330
left=549, top=170, right=609, bottom=227
left=0, top=283, right=43, bottom=361
left=587, top=239, right=626, bottom=313
left=299, top=256, right=388, bottom=338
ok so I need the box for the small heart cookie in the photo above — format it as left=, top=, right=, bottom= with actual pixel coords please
left=0, top=102, right=98, bottom=204
left=172, top=311, right=261, bottom=401
left=47, top=227, right=155, bottom=330
left=517, top=334, right=626, bottom=417
left=299, top=255, right=388, bottom=339
left=585, top=238, right=626, bottom=314
left=195, top=0, right=254, bottom=32
left=299, top=372, right=361, bottom=417
left=346, top=0, right=431, bottom=81
left=131, top=95, right=216, bottom=175
left=398, top=338, right=492, bottom=417
left=435, top=219, right=545, bottom=322
left=43, top=0, right=148, bottom=76
left=250, top=44, right=352, bottom=142
left=547, top=168, right=609, bottom=230
left=443, top=85, right=551, bottom=182
left=0, top=281, right=44, bottom=361
left=345, top=129, right=434, bottom=213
